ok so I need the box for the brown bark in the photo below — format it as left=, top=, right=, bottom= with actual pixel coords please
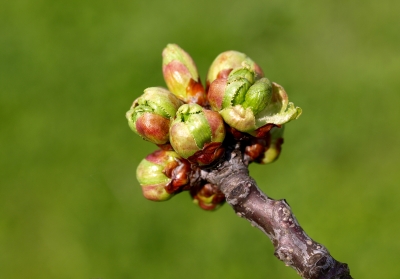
left=199, top=145, right=352, bottom=279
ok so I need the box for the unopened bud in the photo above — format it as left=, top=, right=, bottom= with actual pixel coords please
left=136, top=150, right=191, bottom=201
left=162, top=44, right=207, bottom=106
left=126, top=87, right=183, bottom=144
left=209, top=68, right=301, bottom=136
left=169, top=104, right=225, bottom=165
left=206, top=50, right=264, bottom=88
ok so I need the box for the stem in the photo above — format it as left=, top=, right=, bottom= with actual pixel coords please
left=200, top=146, right=352, bottom=279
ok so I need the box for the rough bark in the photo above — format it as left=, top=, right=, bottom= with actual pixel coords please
left=200, top=145, right=352, bottom=279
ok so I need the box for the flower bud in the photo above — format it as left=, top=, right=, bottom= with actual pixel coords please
left=210, top=68, right=302, bottom=136
left=208, top=68, right=271, bottom=132
left=136, top=150, right=191, bottom=201
left=206, top=50, right=264, bottom=88
left=245, top=126, right=284, bottom=164
left=190, top=183, right=225, bottom=211
left=126, top=87, right=183, bottom=144
left=162, top=44, right=207, bottom=106
left=169, top=104, right=225, bottom=166
left=207, top=68, right=258, bottom=111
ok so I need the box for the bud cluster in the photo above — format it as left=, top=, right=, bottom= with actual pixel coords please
left=126, top=44, right=301, bottom=210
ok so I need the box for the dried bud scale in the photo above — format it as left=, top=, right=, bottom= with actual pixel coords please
left=244, top=126, right=285, bottom=164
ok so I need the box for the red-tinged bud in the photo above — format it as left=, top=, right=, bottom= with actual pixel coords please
left=162, top=44, right=207, bottom=106
left=190, top=183, right=225, bottom=211
left=136, top=150, right=191, bottom=201
left=126, top=87, right=183, bottom=144
left=169, top=104, right=226, bottom=166
left=206, top=50, right=264, bottom=89
left=208, top=67, right=301, bottom=136
left=207, top=77, right=227, bottom=111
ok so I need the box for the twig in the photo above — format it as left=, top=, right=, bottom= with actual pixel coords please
left=200, top=145, right=352, bottom=279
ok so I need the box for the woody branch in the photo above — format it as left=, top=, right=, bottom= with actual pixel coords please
left=200, top=145, right=352, bottom=279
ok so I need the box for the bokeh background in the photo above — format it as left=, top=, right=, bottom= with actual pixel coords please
left=1, top=0, right=399, bottom=278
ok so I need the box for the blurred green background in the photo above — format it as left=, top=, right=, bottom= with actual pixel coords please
left=1, top=0, right=399, bottom=278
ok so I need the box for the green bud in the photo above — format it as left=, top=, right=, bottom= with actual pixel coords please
left=219, top=78, right=272, bottom=133
left=209, top=68, right=271, bottom=134
left=206, top=50, right=264, bottom=88
left=222, top=69, right=253, bottom=109
left=227, top=67, right=256, bottom=84
left=126, top=87, right=183, bottom=144
left=241, top=78, right=272, bottom=115
left=216, top=72, right=301, bottom=135
left=169, top=104, right=225, bottom=165
left=223, top=68, right=269, bottom=112
left=162, top=44, right=207, bottom=106
left=136, top=150, right=190, bottom=201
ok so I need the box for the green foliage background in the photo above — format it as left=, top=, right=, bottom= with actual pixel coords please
left=1, top=0, right=399, bottom=278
